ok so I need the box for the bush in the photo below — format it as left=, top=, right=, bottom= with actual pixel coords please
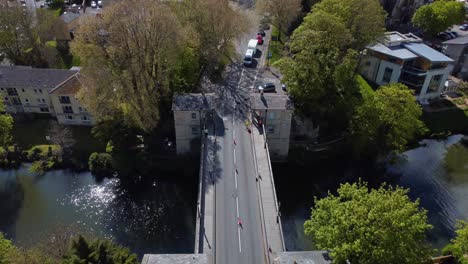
left=29, top=158, right=56, bottom=175
left=88, top=153, right=114, bottom=176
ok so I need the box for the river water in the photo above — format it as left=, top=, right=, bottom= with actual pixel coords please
left=0, top=165, right=197, bottom=258
left=275, top=134, right=468, bottom=251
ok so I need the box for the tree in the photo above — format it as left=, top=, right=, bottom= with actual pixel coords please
left=0, top=101, right=13, bottom=154
left=0, top=233, right=13, bottom=264
left=47, top=121, right=76, bottom=158
left=177, top=0, right=248, bottom=78
left=304, top=181, right=432, bottom=264
left=63, top=235, right=138, bottom=264
left=257, top=0, right=302, bottom=41
left=88, top=152, right=114, bottom=176
left=412, top=0, right=465, bottom=36
left=443, top=221, right=468, bottom=264
left=350, top=83, right=426, bottom=159
left=310, top=0, right=386, bottom=50
left=72, top=0, right=190, bottom=133
left=0, top=7, right=65, bottom=67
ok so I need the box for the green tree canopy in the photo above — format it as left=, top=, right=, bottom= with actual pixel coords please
left=350, top=83, right=426, bottom=158
left=276, top=0, right=385, bottom=133
left=412, top=0, right=465, bottom=35
left=0, top=100, right=13, bottom=152
left=443, top=221, right=468, bottom=264
left=63, top=235, right=138, bottom=264
left=0, top=233, right=13, bottom=264
left=304, top=181, right=432, bottom=264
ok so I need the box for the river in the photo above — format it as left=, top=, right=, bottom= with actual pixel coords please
left=275, top=134, right=468, bottom=251
left=0, top=135, right=466, bottom=257
left=0, top=165, right=197, bottom=258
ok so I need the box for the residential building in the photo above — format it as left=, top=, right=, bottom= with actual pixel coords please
left=172, top=93, right=215, bottom=155
left=49, top=74, right=94, bottom=125
left=361, top=31, right=453, bottom=101
left=442, top=36, right=468, bottom=79
left=250, top=93, right=293, bottom=159
left=0, top=65, right=93, bottom=125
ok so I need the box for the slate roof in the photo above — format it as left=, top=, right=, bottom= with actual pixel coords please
left=172, top=93, right=215, bottom=111
left=367, top=42, right=418, bottom=60
left=49, top=75, right=82, bottom=95
left=442, top=36, right=468, bottom=45
left=141, top=254, right=208, bottom=264
left=0, top=66, right=78, bottom=91
left=403, top=43, right=454, bottom=63
left=273, top=251, right=333, bottom=264
left=250, top=94, right=293, bottom=110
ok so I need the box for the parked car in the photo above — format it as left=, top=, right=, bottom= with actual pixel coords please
left=460, top=24, right=468, bottom=31
left=446, top=31, right=457, bottom=38
left=20, top=0, right=26, bottom=6
left=258, top=29, right=266, bottom=37
left=451, top=31, right=459, bottom=37
left=438, top=32, right=451, bottom=40
left=281, top=84, right=287, bottom=92
left=98, top=0, right=102, bottom=7
left=91, top=1, right=97, bottom=8
left=257, top=83, right=276, bottom=93
left=257, top=34, right=263, bottom=45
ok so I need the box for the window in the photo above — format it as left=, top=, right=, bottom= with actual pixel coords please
left=66, top=115, right=73, bottom=120
left=59, top=96, right=71, bottom=104
left=266, top=125, right=275, bottom=134
left=4, top=97, right=8, bottom=101
left=191, top=126, right=199, bottom=135
left=382, top=67, right=393, bottom=83
left=427, top=74, right=443, bottom=93
left=40, top=108, right=49, bottom=112
left=39, top=89, right=42, bottom=93
left=191, top=112, right=197, bottom=119
left=25, top=99, right=29, bottom=103
left=6, top=88, right=18, bottom=96
left=81, top=116, right=89, bottom=121
left=11, top=97, right=21, bottom=105
left=63, top=105, right=73, bottom=113
left=0, top=88, right=3, bottom=91
left=37, top=99, right=41, bottom=103
left=41, top=99, right=46, bottom=103
left=268, top=112, right=276, bottom=120
left=34, top=89, right=37, bottom=93
left=22, top=89, right=25, bottom=92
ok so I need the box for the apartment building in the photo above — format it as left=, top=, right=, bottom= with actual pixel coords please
left=172, top=93, right=215, bottom=155
left=361, top=32, right=453, bottom=101
left=442, top=36, right=468, bottom=79
left=0, top=65, right=93, bottom=125
left=250, top=93, right=293, bottom=159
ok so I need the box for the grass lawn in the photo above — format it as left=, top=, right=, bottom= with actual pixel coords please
left=268, top=25, right=286, bottom=65
left=422, top=108, right=468, bottom=134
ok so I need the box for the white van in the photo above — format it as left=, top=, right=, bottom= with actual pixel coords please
left=244, top=49, right=254, bottom=66
left=248, top=39, right=258, bottom=55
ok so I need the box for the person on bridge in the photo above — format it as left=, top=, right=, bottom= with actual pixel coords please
left=237, top=218, right=243, bottom=229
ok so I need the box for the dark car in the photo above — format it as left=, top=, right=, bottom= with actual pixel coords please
left=257, top=83, right=276, bottom=93
left=258, top=29, right=266, bottom=37
left=460, top=24, right=468, bottom=31
left=438, top=32, right=450, bottom=40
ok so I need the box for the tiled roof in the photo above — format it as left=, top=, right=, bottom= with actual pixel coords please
left=250, top=94, right=293, bottom=110
left=0, top=66, right=78, bottom=91
left=172, top=93, right=215, bottom=111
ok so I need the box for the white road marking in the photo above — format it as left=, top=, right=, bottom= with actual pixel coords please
left=235, top=169, right=238, bottom=189
left=236, top=197, right=240, bottom=217
left=233, top=148, right=236, bottom=165
left=238, top=228, right=242, bottom=253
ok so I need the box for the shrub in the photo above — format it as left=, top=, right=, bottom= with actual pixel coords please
left=88, top=153, right=114, bottom=176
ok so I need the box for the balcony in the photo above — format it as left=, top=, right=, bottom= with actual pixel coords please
left=402, top=66, right=427, bottom=76
left=59, top=96, right=71, bottom=104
